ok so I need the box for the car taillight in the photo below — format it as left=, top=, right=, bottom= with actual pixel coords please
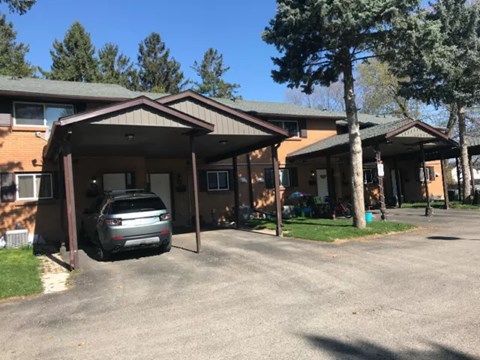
left=105, top=218, right=122, bottom=226
left=160, top=213, right=171, bottom=221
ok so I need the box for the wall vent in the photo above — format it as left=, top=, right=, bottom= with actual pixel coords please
left=5, top=229, right=29, bottom=248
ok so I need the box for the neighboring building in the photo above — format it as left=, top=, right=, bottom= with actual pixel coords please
left=0, top=76, right=454, bottom=250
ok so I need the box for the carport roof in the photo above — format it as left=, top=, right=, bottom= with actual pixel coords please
left=288, top=118, right=454, bottom=160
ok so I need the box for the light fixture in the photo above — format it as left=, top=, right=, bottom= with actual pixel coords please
left=91, top=177, right=97, bottom=184
left=219, top=140, right=228, bottom=145
left=125, top=133, right=135, bottom=141
left=310, top=170, right=315, bottom=177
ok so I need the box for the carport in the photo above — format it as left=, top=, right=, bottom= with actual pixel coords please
left=44, top=93, right=288, bottom=269
left=287, top=119, right=457, bottom=215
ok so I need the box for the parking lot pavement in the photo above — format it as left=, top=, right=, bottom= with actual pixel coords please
left=1, top=209, right=479, bottom=359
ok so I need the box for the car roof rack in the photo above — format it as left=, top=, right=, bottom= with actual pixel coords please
left=104, top=189, right=146, bottom=196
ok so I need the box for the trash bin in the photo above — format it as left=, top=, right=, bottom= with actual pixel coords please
left=473, top=190, right=480, bottom=205
left=365, top=212, right=373, bottom=223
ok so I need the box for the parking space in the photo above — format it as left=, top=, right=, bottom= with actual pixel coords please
left=1, top=209, right=479, bottom=359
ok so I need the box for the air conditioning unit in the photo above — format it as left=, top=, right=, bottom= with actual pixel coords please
left=5, top=229, right=29, bottom=248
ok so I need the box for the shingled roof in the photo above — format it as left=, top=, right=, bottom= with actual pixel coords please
left=0, top=76, right=403, bottom=125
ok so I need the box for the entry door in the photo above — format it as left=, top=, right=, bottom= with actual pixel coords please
left=150, top=173, right=172, bottom=212
left=390, top=169, right=402, bottom=203
left=316, top=169, right=329, bottom=200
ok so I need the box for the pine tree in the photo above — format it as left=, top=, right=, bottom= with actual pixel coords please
left=263, top=0, right=420, bottom=228
left=98, top=43, right=138, bottom=90
left=137, top=32, right=185, bottom=94
left=44, top=21, right=99, bottom=82
left=0, top=0, right=36, bottom=14
left=192, top=48, right=240, bottom=99
left=385, top=0, right=480, bottom=200
left=0, top=14, right=34, bottom=77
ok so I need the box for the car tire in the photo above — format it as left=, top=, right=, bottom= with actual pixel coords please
left=158, top=241, right=172, bottom=254
left=95, top=233, right=111, bottom=261
left=97, top=246, right=111, bottom=261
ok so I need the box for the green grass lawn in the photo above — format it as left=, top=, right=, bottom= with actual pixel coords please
left=246, top=217, right=415, bottom=242
left=401, top=201, right=480, bottom=210
left=0, top=247, right=43, bottom=299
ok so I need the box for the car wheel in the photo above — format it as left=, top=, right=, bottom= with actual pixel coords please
left=97, top=245, right=111, bottom=261
left=158, top=241, right=172, bottom=254
left=95, top=233, right=111, bottom=261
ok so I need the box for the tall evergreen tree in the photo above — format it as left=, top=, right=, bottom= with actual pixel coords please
left=0, top=0, right=35, bottom=14
left=44, top=21, right=99, bottom=82
left=0, top=14, right=34, bottom=76
left=98, top=43, right=138, bottom=90
left=263, top=0, right=420, bottom=228
left=192, top=48, right=240, bottom=98
left=137, top=32, right=185, bottom=93
left=385, top=0, right=480, bottom=200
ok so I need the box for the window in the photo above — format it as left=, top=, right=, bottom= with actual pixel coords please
left=363, top=169, right=374, bottom=184
left=265, top=168, right=291, bottom=188
left=207, top=171, right=229, bottom=191
left=14, top=102, right=74, bottom=127
left=16, top=173, right=53, bottom=200
left=270, top=120, right=300, bottom=137
left=419, top=167, right=436, bottom=182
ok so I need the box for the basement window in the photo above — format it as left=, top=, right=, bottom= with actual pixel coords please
left=16, top=173, right=53, bottom=200
left=14, top=102, right=74, bottom=127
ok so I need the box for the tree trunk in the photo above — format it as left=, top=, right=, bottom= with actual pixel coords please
left=343, top=59, right=366, bottom=228
left=458, top=105, right=472, bottom=202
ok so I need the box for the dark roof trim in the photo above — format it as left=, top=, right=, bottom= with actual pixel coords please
left=385, top=120, right=452, bottom=142
left=58, top=96, right=214, bottom=131
left=158, top=90, right=289, bottom=137
left=0, top=89, right=130, bottom=102
left=206, top=136, right=285, bottom=163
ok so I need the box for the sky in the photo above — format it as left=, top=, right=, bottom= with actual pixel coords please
left=1, top=0, right=288, bottom=102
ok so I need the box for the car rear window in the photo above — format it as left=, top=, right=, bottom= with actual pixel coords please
left=109, top=197, right=166, bottom=214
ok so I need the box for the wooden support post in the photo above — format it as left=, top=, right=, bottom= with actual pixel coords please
left=190, top=135, right=201, bottom=253
left=62, top=143, right=78, bottom=270
left=233, top=156, right=240, bottom=229
left=469, top=154, right=475, bottom=198
left=246, top=153, right=254, bottom=210
left=456, top=157, right=462, bottom=201
left=441, top=158, right=450, bottom=210
left=375, top=147, right=386, bottom=220
left=394, top=157, right=402, bottom=208
left=326, top=156, right=336, bottom=217
left=421, top=144, right=432, bottom=216
left=271, top=145, right=282, bottom=237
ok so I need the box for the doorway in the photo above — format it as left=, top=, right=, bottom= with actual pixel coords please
left=316, top=169, right=329, bottom=201
left=149, top=173, right=172, bottom=213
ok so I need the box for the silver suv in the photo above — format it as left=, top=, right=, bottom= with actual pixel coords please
left=83, top=190, right=172, bottom=260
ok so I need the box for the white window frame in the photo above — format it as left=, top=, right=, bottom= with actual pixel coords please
left=270, top=120, right=300, bottom=138
left=13, top=101, right=74, bottom=127
left=207, top=171, right=230, bottom=191
left=15, top=173, right=53, bottom=201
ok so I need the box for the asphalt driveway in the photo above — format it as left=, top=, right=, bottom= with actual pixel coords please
left=1, top=208, right=479, bottom=359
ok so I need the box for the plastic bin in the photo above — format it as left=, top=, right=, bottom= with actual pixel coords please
left=365, top=212, right=373, bottom=223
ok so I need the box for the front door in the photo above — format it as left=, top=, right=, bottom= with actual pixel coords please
left=316, top=169, right=329, bottom=201
left=150, top=173, right=172, bottom=213
left=390, top=169, right=402, bottom=205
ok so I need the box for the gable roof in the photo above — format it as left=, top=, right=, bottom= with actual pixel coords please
left=288, top=119, right=452, bottom=159
left=158, top=90, right=289, bottom=137
left=57, top=96, right=214, bottom=131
